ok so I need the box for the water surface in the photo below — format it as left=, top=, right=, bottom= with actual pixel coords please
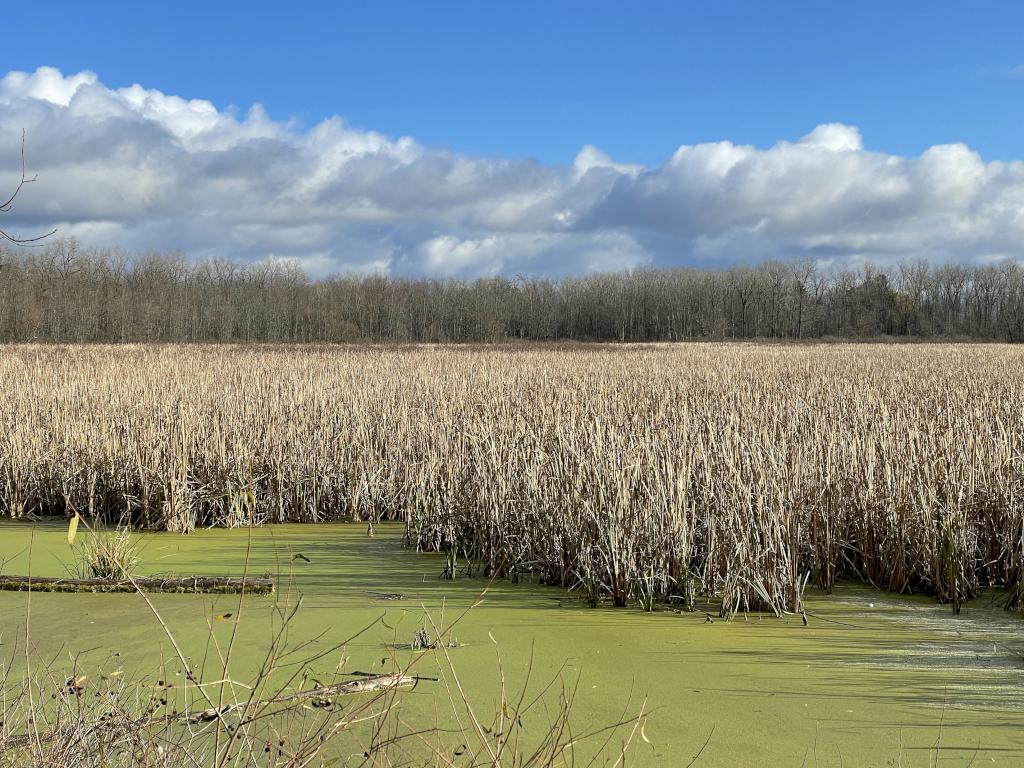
left=1, top=521, right=1022, bottom=766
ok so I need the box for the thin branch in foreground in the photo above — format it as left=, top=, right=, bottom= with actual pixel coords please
left=0, top=129, right=56, bottom=245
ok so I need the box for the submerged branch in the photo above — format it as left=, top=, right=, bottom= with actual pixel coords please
left=0, top=673, right=424, bottom=751
left=0, top=574, right=275, bottom=595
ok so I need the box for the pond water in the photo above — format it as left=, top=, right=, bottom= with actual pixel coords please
left=1, top=521, right=1023, bottom=766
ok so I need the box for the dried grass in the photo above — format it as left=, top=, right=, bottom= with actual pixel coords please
left=1, top=342, right=1021, bottom=614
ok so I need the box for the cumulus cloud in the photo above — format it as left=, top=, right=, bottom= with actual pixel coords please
left=1, top=66, right=1023, bottom=276
left=417, top=232, right=650, bottom=278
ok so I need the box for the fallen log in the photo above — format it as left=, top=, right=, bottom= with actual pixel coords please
left=184, top=672, right=419, bottom=723
left=0, top=574, right=275, bottom=595
left=0, top=673, right=422, bottom=749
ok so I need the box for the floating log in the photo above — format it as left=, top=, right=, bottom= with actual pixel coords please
left=366, top=590, right=406, bottom=600
left=184, top=672, right=419, bottom=723
left=0, top=574, right=275, bottom=595
left=0, top=672, right=423, bottom=750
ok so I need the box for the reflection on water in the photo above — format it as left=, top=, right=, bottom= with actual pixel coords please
left=817, top=591, right=1024, bottom=710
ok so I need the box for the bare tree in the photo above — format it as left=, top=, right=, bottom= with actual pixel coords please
left=787, top=256, right=817, bottom=339
left=726, top=266, right=761, bottom=337
left=0, top=236, right=1019, bottom=343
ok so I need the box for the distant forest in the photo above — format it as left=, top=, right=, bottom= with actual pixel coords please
left=2, top=239, right=1024, bottom=343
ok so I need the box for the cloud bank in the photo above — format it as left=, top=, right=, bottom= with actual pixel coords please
left=1, top=67, right=1023, bottom=277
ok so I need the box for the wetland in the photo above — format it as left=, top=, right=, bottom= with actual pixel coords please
left=2, top=521, right=1023, bottom=766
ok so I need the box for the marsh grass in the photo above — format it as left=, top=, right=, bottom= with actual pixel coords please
left=1, top=343, right=1022, bottom=615
left=69, top=528, right=141, bottom=580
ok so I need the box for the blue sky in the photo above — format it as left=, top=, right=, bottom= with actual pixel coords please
left=5, top=2, right=1023, bottom=166
left=2, top=2, right=1024, bottom=276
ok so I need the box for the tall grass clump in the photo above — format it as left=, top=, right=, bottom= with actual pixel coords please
left=70, top=527, right=141, bottom=579
left=1, top=343, right=1022, bottom=614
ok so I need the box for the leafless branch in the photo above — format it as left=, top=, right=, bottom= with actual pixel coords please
left=0, top=129, right=56, bottom=245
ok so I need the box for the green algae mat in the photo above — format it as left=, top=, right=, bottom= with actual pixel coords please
left=1, top=521, right=1023, bottom=766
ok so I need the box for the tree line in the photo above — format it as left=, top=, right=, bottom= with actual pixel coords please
left=1, top=239, right=1023, bottom=343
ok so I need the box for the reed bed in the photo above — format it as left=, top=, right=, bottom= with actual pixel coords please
left=1, top=343, right=1022, bottom=615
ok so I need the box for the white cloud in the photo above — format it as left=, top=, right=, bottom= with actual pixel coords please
left=418, top=231, right=650, bottom=278
left=0, top=67, right=98, bottom=106
left=797, top=123, right=863, bottom=152
left=1, top=66, right=1024, bottom=275
left=573, top=144, right=643, bottom=178
left=264, top=251, right=391, bottom=278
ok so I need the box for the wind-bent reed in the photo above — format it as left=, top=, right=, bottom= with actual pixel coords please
left=1, top=343, right=1022, bottom=615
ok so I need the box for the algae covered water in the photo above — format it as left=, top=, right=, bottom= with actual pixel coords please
left=1, top=521, right=1023, bottom=766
